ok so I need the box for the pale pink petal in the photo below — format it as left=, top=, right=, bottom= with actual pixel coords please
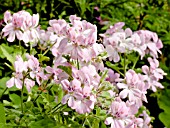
left=147, top=43, right=157, bottom=55
left=22, top=31, right=30, bottom=43
left=15, top=30, right=23, bottom=40
left=115, top=120, right=125, bottom=128
left=58, top=38, right=69, bottom=53
left=2, top=23, right=14, bottom=32
left=113, top=51, right=120, bottom=62
left=61, top=79, right=70, bottom=91
left=125, top=28, right=132, bottom=37
left=119, top=89, right=129, bottom=99
left=61, top=94, right=70, bottom=104
left=105, top=117, right=114, bottom=125
left=25, top=78, right=35, bottom=92
left=15, top=78, right=22, bottom=89
left=7, top=31, right=15, bottom=42
left=45, top=66, right=54, bottom=73
left=132, top=89, right=141, bottom=98
left=156, top=39, right=163, bottom=49
left=117, top=83, right=128, bottom=89
left=32, top=13, right=39, bottom=27
left=30, top=72, right=35, bottom=79
left=6, top=77, right=15, bottom=88
left=68, top=96, right=75, bottom=108
left=4, top=11, right=12, bottom=23
left=142, top=65, right=149, bottom=75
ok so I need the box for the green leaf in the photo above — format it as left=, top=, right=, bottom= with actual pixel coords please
left=159, top=112, right=170, bottom=127
left=29, top=118, right=57, bottom=128
left=0, top=77, right=10, bottom=89
left=0, top=45, right=15, bottom=64
left=158, top=89, right=170, bottom=127
left=100, top=70, right=108, bottom=83
left=100, top=91, right=111, bottom=99
left=0, top=44, right=14, bottom=59
left=9, top=94, right=21, bottom=108
left=38, top=54, right=50, bottom=62
left=56, top=85, right=64, bottom=103
left=0, top=103, right=6, bottom=127
left=100, top=122, right=107, bottom=128
left=92, top=118, right=100, bottom=128
left=105, top=61, right=120, bottom=70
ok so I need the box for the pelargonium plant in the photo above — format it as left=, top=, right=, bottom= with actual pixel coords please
left=0, top=10, right=166, bottom=128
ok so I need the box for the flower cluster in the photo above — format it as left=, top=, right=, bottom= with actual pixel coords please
left=48, top=15, right=103, bottom=62
left=61, top=65, right=100, bottom=114
left=6, top=54, right=48, bottom=92
left=142, top=57, right=166, bottom=92
left=105, top=99, right=151, bottom=128
left=101, top=22, right=163, bottom=62
left=2, top=10, right=166, bottom=128
left=2, top=10, right=39, bottom=44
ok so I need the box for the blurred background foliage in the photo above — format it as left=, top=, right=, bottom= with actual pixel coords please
left=0, top=0, right=170, bottom=127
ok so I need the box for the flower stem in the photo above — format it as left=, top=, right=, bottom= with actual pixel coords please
left=19, top=40, right=21, bottom=50
left=0, top=87, right=8, bottom=99
left=33, top=83, right=53, bottom=103
left=21, top=81, right=24, bottom=113
left=124, top=53, right=127, bottom=74
left=33, top=90, right=43, bottom=103
left=42, top=41, right=57, bottom=56
left=21, top=74, right=28, bottom=113
left=50, top=103, right=62, bottom=114
left=77, top=59, right=80, bottom=70
left=132, top=55, right=139, bottom=70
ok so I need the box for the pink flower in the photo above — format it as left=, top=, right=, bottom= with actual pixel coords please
left=22, top=12, right=40, bottom=44
left=136, top=30, right=162, bottom=58
left=14, top=55, right=28, bottom=73
left=26, top=54, right=47, bottom=85
left=6, top=55, right=28, bottom=89
left=27, top=55, right=40, bottom=78
left=24, top=78, right=35, bottom=92
left=105, top=100, right=130, bottom=128
left=2, top=12, right=24, bottom=42
left=142, top=57, right=166, bottom=92
left=48, top=19, right=68, bottom=35
left=106, top=68, right=120, bottom=84
left=60, top=65, right=100, bottom=114
left=51, top=38, right=69, bottom=57
left=2, top=10, right=40, bottom=45
left=4, top=11, right=12, bottom=24
left=6, top=73, right=23, bottom=89
left=117, top=70, right=147, bottom=107
left=101, top=23, right=133, bottom=62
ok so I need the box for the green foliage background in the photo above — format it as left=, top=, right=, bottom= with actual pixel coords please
left=0, top=0, right=170, bottom=127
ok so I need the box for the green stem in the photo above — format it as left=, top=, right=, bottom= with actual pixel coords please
left=33, top=83, right=53, bottom=103
left=82, top=114, right=92, bottom=128
left=30, top=43, right=32, bottom=53
left=21, top=73, right=29, bottom=113
left=86, top=118, right=92, bottom=128
left=50, top=103, right=65, bottom=114
left=112, top=67, right=124, bottom=77
left=77, top=59, right=80, bottom=70
left=0, top=87, right=8, bottom=99
left=42, top=41, right=57, bottom=56
left=19, top=40, right=21, bottom=50
left=50, top=103, right=61, bottom=112
left=132, top=55, right=139, bottom=70
left=21, top=80, right=25, bottom=113
left=124, top=53, right=126, bottom=74
left=33, top=90, right=43, bottom=103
